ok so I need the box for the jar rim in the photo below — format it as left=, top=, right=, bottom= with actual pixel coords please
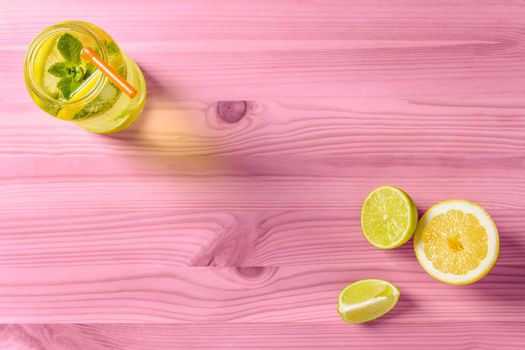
left=24, top=21, right=108, bottom=109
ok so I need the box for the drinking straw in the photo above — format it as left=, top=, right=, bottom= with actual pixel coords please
left=81, top=47, right=137, bottom=99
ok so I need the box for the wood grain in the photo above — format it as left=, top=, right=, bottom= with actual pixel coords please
left=0, top=209, right=524, bottom=267
left=2, top=0, right=525, bottom=100
left=2, top=323, right=525, bottom=349
left=1, top=0, right=525, bottom=348
left=3, top=98, right=525, bottom=157
left=0, top=263, right=524, bottom=323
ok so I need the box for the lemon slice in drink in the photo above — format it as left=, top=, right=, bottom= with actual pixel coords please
left=33, top=34, right=63, bottom=98
left=361, top=186, right=418, bottom=249
left=414, top=200, right=499, bottom=285
left=337, top=279, right=400, bottom=324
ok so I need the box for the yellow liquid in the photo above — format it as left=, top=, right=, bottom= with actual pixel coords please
left=24, top=21, right=146, bottom=133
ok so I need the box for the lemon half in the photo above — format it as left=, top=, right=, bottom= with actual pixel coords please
left=414, top=200, right=499, bottom=285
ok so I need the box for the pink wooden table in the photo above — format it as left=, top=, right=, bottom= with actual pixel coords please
left=1, top=0, right=525, bottom=348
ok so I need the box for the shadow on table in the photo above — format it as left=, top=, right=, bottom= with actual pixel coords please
left=106, top=67, right=187, bottom=140
left=97, top=67, right=224, bottom=171
left=467, top=231, right=525, bottom=300
left=125, top=67, right=184, bottom=134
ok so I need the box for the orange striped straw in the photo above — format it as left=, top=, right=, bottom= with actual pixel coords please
left=81, top=47, right=137, bottom=99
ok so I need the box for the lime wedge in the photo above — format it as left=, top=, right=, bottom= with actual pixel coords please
left=360, top=186, right=418, bottom=249
left=338, top=279, right=400, bottom=324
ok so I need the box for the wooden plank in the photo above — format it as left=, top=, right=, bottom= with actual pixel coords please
left=0, top=264, right=523, bottom=323
left=1, top=172, right=524, bottom=211
left=2, top=98, right=525, bottom=157
left=1, top=1, right=525, bottom=100
left=0, top=209, right=523, bottom=267
left=2, top=322, right=525, bottom=349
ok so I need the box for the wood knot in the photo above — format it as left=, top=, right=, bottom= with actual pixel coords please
left=235, top=266, right=266, bottom=278
left=216, top=101, right=247, bottom=123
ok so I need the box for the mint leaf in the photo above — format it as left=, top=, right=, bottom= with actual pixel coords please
left=57, top=33, right=82, bottom=64
left=103, top=40, right=120, bottom=56
left=84, top=63, right=96, bottom=78
left=48, top=62, right=71, bottom=78
left=57, top=78, right=82, bottom=100
left=73, top=66, right=85, bottom=81
left=57, top=78, right=73, bottom=99
left=52, top=33, right=85, bottom=100
left=51, top=34, right=97, bottom=100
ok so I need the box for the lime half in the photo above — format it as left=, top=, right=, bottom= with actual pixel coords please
left=360, top=186, right=418, bottom=249
left=337, top=279, right=400, bottom=324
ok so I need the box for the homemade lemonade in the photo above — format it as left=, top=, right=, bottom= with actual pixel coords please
left=24, top=21, right=146, bottom=133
